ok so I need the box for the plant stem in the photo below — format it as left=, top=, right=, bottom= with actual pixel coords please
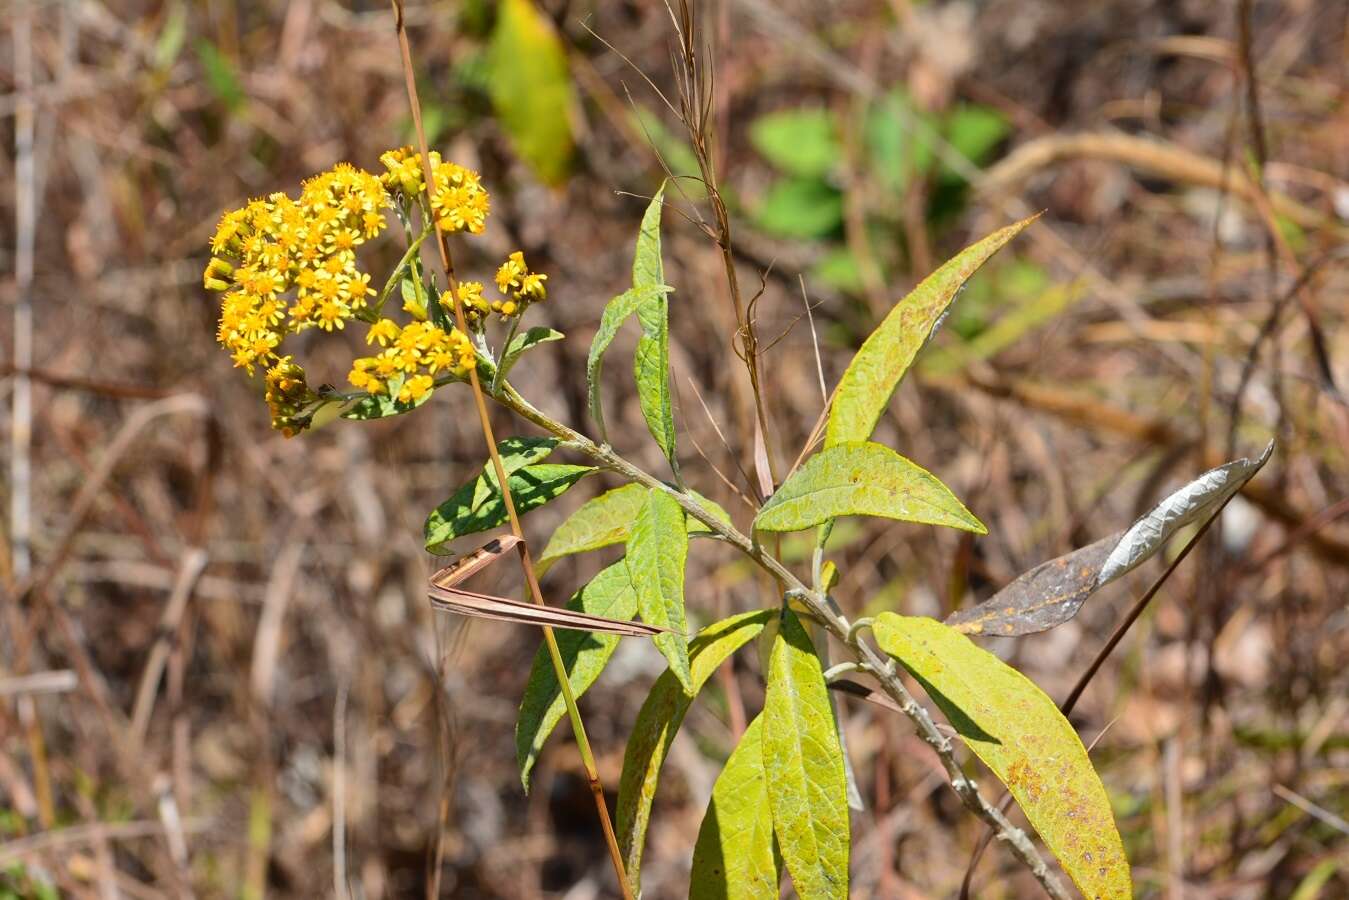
left=494, top=383, right=1071, bottom=900
left=387, top=5, right=633, bottom=896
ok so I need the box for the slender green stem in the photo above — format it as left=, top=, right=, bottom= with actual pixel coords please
left=492, top=381, right=1071, bottom=900
left=491, top=314, right=523, bottom=394
left=373, top=226, right=432, bottom=316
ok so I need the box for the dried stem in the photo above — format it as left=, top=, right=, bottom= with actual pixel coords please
left=386, top=4, right=633, bottom=896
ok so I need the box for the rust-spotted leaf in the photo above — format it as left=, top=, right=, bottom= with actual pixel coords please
left=826, top=215, right=1038, bottom=447
left=874, top=614, right=1131, bottom=900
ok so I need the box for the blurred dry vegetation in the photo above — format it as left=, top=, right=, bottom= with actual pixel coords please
left=2, top=0, right=1348, bottom=897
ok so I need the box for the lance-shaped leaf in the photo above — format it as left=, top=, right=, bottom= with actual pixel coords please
left=498, top=326, right=563, bottom=381
left=873, top=614, right=1131, bottom=900
left=632, top=186, right=679, bottom=470
left=478, top=437, right=559, bottom=502
left=826, top=215, right=1038, bottom=447
left=689, top=714, right=782, bottom=900
left=754, top=441, right=985, bottom=534
left=586, top=284, right=672, bottom=439
left=947, top=442, right=1273, bottom=636
left=538, top=484, right=730, bottom=574
left=425, top=463, right=593, bottom=552
left=486, top=0, right=575, bottom=185
left=763, top=610, right=850, bottom=900
left=516, top=562, right=639, bottom=791
left=616, top=610, right=772, bottom=895
left=626, top=489, right=692, bottom=690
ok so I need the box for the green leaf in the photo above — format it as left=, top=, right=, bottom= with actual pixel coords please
left=478, top=437, right=559, bottom=500
left=749, top=108, right=839, bottom=179
left=616, top=610, right=772, bottom=895
left=500, top=326, right=563, bottom=379
left=515, top=562, right=639, bottom=791
left=625, top=490, right=691, bottom=690
left=631, top=186, right=678, bottom=469
left=537, top=484, right=730, bottom=574
left=586, top=284, right=672, bottom=439
left=763, top=610, right=849, bottom=900
left=425, top=463, right=593, bottom=552
left=689, top=714, right=782, bottom=900
left=340, top=373, right=436, bottom=421
left=873, top=614, right=1131, bottom=900
left=941, top=104, right=1010, bottom=176
left=754, top=178, right=845, bottom=239
left=754, top=441, right=985, bottom=534
left=486, top=0, right=575, bottom=185
left=825, top=216, right=1038, bottom=447
left=196, top=39, right=244, bottom=112
left=864, top=89, right=937, bottom=193
left=633, top=182, right=667, bottom=289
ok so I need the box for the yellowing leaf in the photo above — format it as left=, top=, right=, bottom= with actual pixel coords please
left=753, top=441, right=985, bottom=534
left=616, top=610, right=772, bottom=896
left=826, top=216, right=1037, bottom=447
left=690, top=715, right=782, bottom=900
left=626, top=489, right=691, bottom=690
left=763, top=611, right=849, bottom=900
left=515, top=562, right=638, bottom=790
left=486, top=0, right=575, bottom=185
left=873, top=614, right=1131, bottom=900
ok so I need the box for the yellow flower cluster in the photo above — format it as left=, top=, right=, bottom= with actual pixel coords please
left=492, top=251, right=547, bottom=318
left=347, top=318, right=477, bottom=402
left=379, top=147, right=489, bottom=236
left=205, top=163, right=389, bottom=372
left=263, top=356, right=318, bottom=438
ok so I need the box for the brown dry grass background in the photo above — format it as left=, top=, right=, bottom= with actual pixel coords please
left=2, top=1, right=1348, bottom=897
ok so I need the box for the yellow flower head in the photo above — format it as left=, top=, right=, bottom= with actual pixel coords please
left=264, top=356, right=318, bottom=437
left=492, top=250, right=547, bottom=318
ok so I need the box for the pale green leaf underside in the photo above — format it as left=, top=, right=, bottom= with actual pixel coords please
left=632, top=185, right=678, bottom=469
left=873, top=614, right=1131, bottom=900
left=764, top=611, right=849, bottom=900
left=754, top=441, right=985, bottom=534
left=689, top=714, right=782, bottom=900
left=538, top=483, right=730, bottom=575
left=500, top=326, right=563, bottom=376
left=826, top=215, right=1038, bottom=447
left=616, top=610, right=772, bottom=896
left=515, top=562, right=638, bottom=791
left=586, top=284, right=671, bottom=439
left=626, top=489, right=692, bottom=690
left=486, top=0, right=575, bottom=185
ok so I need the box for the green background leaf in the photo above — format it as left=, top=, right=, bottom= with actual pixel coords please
left=754, top=178, right=844, bottom=239
left=625, top=490, right=691, bottom=690
left=616, top=611, right=771, bottom=895
left=486, top=0, right=575, bottom=185
left=873, top=614, right=1131, bottom=900
left=754, top=441, right=985, bottom=534
left=515, top=562, right=639, bottom=790
left=689, top=714, right=782, bottom=900
left=750, top=108, right=839, bottom=178
left=825, top=216, right=1037, bottom=447
left=763, top=610, right=849, bottom=900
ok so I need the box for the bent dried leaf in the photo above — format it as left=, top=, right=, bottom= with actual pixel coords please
left=947, top=443, right=1272, bottom=636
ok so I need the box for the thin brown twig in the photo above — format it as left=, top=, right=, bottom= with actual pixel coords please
left=387, top=4, right=633, bottom=895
